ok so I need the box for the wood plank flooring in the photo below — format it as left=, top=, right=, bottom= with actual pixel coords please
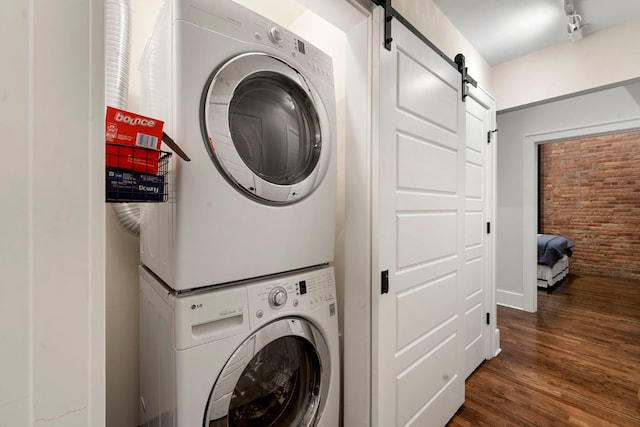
left=448, top=273, right=640, bottom=426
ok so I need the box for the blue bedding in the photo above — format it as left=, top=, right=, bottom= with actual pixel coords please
left=537, top=234, right=574, bottom=267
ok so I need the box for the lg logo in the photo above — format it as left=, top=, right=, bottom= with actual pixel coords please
left=191, top=303, right=203, bottom=310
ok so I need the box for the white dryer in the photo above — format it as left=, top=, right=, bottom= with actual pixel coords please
left=139, top=0, right=337, bottom=291
left=139, top=265, right=340, bottom=426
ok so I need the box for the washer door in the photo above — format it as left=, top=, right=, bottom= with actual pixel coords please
left=204, top=318, right=330, bottom=427
left=201, top=53, right=331, bottom=205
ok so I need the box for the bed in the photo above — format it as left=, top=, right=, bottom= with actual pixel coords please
left=537, top=234, right=574, bottom=289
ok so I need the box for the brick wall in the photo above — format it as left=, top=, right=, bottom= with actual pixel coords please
left=540, top=130, right=640, bottom=280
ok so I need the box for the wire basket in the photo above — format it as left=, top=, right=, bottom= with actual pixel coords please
left=105, top=143, right=172, bottom=202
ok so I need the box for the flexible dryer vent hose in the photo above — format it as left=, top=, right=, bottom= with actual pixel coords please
left=105, top=0, right=141, bottom=235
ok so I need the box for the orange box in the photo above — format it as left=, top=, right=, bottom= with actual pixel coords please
left=105, top=106, right=164, bottom=174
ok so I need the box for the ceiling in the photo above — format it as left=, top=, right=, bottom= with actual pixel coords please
left=433, top=0, right=640, bottom=65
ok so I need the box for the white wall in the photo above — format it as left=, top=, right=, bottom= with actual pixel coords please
left=1, top=1, right=105, bottom=426
left=105, top=1, right=162, bottom=426
left=394, top=0, right=493, bottom=95
left=496, top=82, right=640, bottom=310
left=105, top=207, right=140, bottom=427
left=493, top=17, right=640, bottom=111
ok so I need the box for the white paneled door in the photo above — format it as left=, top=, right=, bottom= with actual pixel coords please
left=463, top=88, right=495, bottom=379
left=373, top=11, right=466, bottom=427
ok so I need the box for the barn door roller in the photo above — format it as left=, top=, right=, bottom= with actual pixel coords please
left=454, top=54, right=478, bottom=102
left=374, top=0, right=478, bottom=101
left=383, top=0, right=393, bottom=50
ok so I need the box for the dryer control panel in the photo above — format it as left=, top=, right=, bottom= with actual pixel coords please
left=247, top=267, right=336, bottom=328
left=252, top=20, right=334, bottom=83
left=177, top=0, right=334, bottom=83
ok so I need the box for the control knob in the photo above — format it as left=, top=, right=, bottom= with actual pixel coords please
left=268, top=26, right=285, bottom=45
left=269, top=286, right=288, bottom=308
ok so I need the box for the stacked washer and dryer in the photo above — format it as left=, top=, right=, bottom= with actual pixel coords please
left=137, top=1, right=339, bottom=425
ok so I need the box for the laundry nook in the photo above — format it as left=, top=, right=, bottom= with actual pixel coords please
left=5, top=0, right=640, bottom=426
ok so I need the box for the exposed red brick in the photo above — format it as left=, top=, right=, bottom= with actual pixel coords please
left=540, top=130, right=640, bottom=280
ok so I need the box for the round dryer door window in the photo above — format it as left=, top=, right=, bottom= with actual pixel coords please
left=204, top=318, right=331, bottom=427
left=201, top=53, right=332, bottom=205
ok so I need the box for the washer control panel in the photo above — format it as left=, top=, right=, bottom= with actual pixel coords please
left=268, top=286, right=288, bottom=308
left=247, top=267, right=336, bottom=327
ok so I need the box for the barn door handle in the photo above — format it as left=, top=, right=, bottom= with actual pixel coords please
left=381, top=270, right=389, bottom=294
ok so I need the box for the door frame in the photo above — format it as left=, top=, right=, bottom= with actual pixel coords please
left=466, top=84, right=501, bottom=359
left=521, top=117, right=640, bottom=312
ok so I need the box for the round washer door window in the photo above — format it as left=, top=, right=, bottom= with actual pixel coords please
left=201, top=53, right=332, bottom=205
left=204, top=318, right=331, bottom=427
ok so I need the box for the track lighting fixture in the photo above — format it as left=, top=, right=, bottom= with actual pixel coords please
left=564, top=0, right=584, bottom=41
left=566, top=13, right=583, bottom=40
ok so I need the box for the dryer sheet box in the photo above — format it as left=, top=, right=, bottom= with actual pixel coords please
left=106, top=168, right=166, bottom=202
left=105, top=106, right=164, bottom=174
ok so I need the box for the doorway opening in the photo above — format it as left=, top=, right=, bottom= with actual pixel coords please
left=537, top=130, right=640, bottom=279
left=523, top=118, right=640, bottom=311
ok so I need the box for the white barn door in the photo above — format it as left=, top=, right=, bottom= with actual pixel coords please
left=463, top=88, right=496, bottom=378
left=372, top=10, right=466, bottom=427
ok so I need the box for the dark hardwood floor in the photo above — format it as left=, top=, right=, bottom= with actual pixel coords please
left=448, top=273, right=640, bottom=426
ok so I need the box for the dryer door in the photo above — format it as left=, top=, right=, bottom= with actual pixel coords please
left=204, top=317, right=330, bottom=427
left=201, top=53, right=332, bottom=205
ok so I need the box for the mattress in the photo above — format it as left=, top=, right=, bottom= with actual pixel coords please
left=537, top=254, right=569, bottom=288
left=537, top=234, right=574, bottom=267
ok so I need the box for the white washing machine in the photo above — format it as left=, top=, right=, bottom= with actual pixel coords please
left=139, top=0, right=337, bottom=291
left=139, top=265, right=340, bottom=426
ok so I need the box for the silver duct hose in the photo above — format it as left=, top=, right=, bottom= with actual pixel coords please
left=105, top=0, right=141, bottom=235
